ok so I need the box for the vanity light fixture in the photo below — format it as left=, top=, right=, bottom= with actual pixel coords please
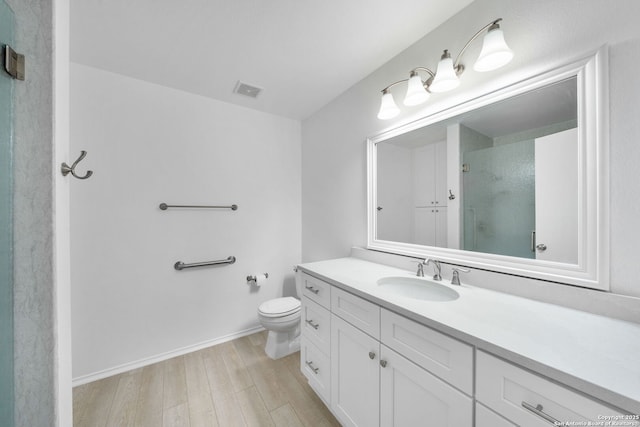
left=377, top=18, right=513, bottom=120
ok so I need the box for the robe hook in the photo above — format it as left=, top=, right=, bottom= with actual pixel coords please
left=61, top=150, right=93, bottom=180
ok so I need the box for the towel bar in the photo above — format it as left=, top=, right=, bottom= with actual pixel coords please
left=174, top=256, right=236, bottom=271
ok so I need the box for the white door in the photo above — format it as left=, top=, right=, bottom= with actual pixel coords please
left=331, top=315, right=380, bottom=427
left=379, top=345, right=473, bottom=427
left=534, top=128, right=579, bottom=263
left=434, top=140, right=449, bottom=206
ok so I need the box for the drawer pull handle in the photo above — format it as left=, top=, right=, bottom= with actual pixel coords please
left=306, top=319, right=319, bottom=329
left=369, top=351, right=376, bottom=360
left=305, top=360, right=319, bottom=374
left=305, top=285, right=320, bottom=294
left=521, top=402, right=560, bottom=425
left=380, top=360, right=387, bottom=368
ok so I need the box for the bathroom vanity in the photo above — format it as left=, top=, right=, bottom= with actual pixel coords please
left=297, top=257, right=640, bottom=427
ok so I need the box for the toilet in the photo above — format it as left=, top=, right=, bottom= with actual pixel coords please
left=257, top=275, right=303, bottom=359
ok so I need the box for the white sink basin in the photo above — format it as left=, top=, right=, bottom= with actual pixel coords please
left=376, top=276, right=459, bottom=301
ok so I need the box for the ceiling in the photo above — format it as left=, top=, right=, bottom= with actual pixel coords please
left=70, top=0, right=474, bottom=120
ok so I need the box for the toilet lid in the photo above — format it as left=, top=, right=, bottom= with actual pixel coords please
left=258, top=297, right=301, bottom=317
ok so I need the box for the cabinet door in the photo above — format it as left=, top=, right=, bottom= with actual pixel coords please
left=435, top=207, right=448, bottom=248
left=331, top=315, right=380, bottom=427
left=413, top=207, right=435, bottom=246
left=413, top=140, right=448, bottom=207
left=379, top=345, right=472, bottom=427
left=414, top=208, right=448, bottom=247
left=413, top=144, right=436, bottom=207
left=434, top=140, right=449, bottom=206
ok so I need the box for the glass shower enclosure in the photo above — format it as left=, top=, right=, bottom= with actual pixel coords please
left=1, top=1, right=15, bottom=425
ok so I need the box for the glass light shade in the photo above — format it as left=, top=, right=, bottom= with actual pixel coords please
left=404, top=74, right=430, bottom=106
left=429, top=56, right=460, bottom=93
left=473, top=27, right=514, bottom=72
left=377, top=91, right=400, bottom=120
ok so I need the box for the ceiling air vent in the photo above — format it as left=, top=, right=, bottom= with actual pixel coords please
left=233, top=81, right=262, bottom=98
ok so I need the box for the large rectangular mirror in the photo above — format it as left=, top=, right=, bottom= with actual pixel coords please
left=367, top=49, right=608, bottom=290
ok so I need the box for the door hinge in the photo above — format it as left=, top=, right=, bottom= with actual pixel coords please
left=462, top=163, right=470, bottom=173
left=3, top=44, right=25, bottom=80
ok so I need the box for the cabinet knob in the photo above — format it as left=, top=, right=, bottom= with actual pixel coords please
left=380, top=360, right=387, bottom=368
left=368, top=351, right=376, bottom=360
left=536, top=243, right=547, bottom=252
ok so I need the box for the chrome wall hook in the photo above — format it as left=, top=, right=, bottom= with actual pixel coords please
left=61, top=151, right=93, bottom=180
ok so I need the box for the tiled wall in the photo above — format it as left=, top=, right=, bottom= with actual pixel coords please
left=5, top=0, right=56, bottom=425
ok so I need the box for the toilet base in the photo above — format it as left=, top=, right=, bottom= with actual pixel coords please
left=264, top=328, right=300, bottom=359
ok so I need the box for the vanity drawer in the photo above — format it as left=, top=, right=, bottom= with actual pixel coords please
left=476, top=351, right=632, bottom=426
left=301, top=337, right=330, bottom=405
left=300, top=273, right=331, bottom=309
left=475, top=403, right=516, bottom=427
left=331, top=286, right=380, bottom=339
left=302, top=297, right=330, bottom=351
left=380, top=308, right=473, bottom=395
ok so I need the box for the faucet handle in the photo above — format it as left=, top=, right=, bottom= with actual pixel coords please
left=416, top=262, right=425, bottom=277
left=451, top=267, right=470, bottom=285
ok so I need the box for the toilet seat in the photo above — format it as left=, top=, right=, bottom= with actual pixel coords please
left=258, top=297, right=301, bottom=318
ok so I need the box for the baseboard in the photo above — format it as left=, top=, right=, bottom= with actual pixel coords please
left=72, top=325, right=265, bottom=387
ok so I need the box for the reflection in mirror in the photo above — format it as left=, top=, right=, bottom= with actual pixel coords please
left=376, top=77, right=578, bottom=264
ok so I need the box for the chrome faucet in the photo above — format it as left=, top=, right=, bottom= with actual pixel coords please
left=451, top=267, right=470, bottom=286
left=425, top=259, right=442, bottom=281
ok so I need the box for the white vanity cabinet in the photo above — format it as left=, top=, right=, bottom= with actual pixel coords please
left=299, top=271, right=637, bottom=426
left=301, top=272, right=474, bottom=427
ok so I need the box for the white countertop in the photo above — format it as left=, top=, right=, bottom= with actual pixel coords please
left=298, top=257, right=640, bottom=414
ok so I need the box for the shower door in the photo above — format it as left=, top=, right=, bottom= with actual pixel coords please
left=462, top=140, right=536, bottom=259
left=0, top=1, right=15, bottom=425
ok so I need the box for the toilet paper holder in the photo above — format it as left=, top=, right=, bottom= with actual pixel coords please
left=247, top=273, right=269, bottom=284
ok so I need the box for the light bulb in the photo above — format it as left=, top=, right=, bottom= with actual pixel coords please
left=474, top=25, right=513, bottom=72
left=377, top=90, right=400, bottom=120
left=429, top=50, right=460, bottom=93
left=404, top=72, right=430, bottom=106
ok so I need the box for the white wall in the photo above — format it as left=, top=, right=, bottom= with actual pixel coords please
left=70, top=63, right=301, bottom=380
left=302, top=0, right=640, bottom=300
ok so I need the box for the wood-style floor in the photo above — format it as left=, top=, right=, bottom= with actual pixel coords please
left=73, top=331, right=340, bottom=427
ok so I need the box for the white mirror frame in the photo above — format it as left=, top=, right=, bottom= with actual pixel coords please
left=367, top=48, right=609, bottom=290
